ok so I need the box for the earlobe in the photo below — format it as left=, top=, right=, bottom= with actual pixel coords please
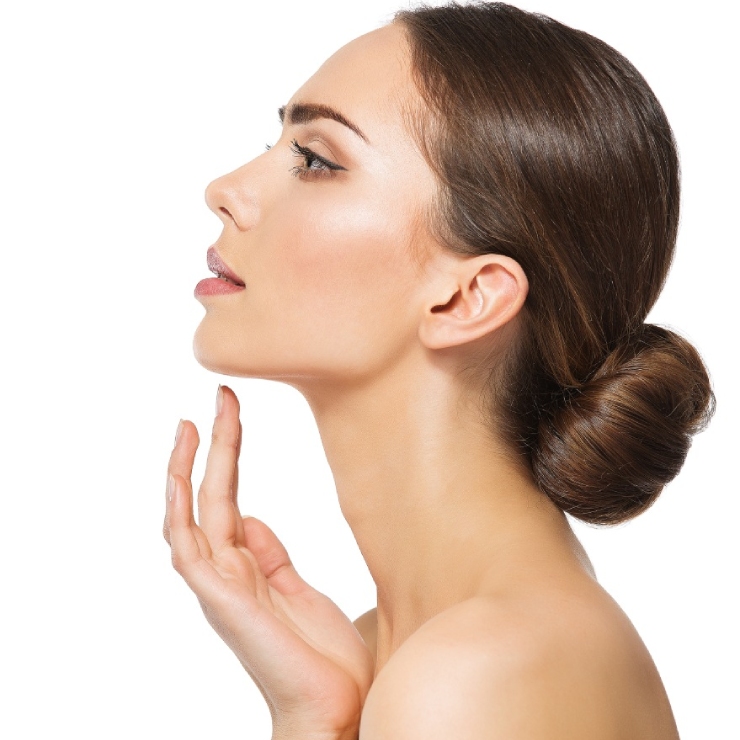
left=419, top=255, right=528, bottom=350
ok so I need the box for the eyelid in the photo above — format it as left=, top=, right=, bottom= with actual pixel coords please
left=282, top=119, right=351, bottom=161
left=288, top=138, right=347, bottom=181
left=290, top=139, right=345, bottom=170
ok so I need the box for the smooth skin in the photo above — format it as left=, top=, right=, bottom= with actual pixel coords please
left=165, top=23, right=680, bottom=740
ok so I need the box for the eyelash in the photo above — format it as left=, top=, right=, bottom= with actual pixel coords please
left=265, top=140, right=345, bottom=180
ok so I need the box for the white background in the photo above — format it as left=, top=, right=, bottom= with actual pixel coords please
left=0, top=1, right=737, bottom=737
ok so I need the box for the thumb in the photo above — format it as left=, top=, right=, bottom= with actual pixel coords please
left=242, top=516, right=309, bottom=595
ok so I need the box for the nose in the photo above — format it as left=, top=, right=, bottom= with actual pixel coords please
left=205, top=165, right=260, bottom=231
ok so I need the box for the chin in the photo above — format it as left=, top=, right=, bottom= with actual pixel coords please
left=193, top=341, right=229, bottom=375
left=192, top=322, right=244, bottom=377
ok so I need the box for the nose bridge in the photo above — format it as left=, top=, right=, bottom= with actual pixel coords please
left=205, top=163, right=260, bottom=231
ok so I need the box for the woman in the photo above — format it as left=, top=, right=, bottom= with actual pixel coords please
left=163, top=3, right=713, bottom=738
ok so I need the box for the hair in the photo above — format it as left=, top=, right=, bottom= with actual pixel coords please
left=394, top=2, right=714, bottom=525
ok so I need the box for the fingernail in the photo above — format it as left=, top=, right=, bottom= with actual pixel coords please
left=167, top=474, right=175, bottom=502
left=174, top=419, right=183, bottom=447
left=216, top=385, right=224, bottom=415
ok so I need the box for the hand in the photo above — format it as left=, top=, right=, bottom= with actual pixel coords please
left=163, top=385, right=374, bottom=739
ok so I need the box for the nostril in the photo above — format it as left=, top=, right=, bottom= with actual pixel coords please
left=218, top=205, right=239, bottom=225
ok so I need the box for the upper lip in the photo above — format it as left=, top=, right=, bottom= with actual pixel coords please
left=207, top=246, right=245, bottom=286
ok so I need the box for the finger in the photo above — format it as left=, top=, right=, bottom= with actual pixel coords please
left=164, top=419, right=200, bottom=545
left=232, top=419, right=246, bottom=548
left=241, top=516, right=307, bottom=596
left=232, top=418, right=242, bottom=505
left=197, top=385, right=243, bottom=549
left=168, top=472, right=215, bottom=586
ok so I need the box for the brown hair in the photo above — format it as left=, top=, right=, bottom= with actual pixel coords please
left=394, top=2, right=714, bottom=524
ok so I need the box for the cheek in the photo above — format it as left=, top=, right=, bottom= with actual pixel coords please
left=273, top=189, right=417, bottom=324
left=253, top=185, right=422, bottom=372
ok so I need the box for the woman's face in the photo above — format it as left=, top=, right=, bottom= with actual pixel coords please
left=193, top=24, right=441, bottom=386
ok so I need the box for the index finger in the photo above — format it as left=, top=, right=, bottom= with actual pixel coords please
left=168, top=419, right=200, bottom=486
left=164, top=419, right=200, bottom=545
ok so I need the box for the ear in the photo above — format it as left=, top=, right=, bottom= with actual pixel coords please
left=418, top=254, right=528, bottom=350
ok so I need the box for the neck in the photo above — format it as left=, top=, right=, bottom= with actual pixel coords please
left=297, top=353, right=589, bottom=671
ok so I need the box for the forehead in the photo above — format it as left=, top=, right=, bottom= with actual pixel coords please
left=288, top=24, right=413, bottom=140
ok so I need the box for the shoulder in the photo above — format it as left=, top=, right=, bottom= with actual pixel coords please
left=359, top=591, right=677, bottom=740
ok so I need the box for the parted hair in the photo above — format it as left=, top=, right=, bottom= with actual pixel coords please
left=395, top=2, right=714, bottom=524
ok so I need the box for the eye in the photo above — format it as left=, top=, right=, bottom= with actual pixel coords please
left=289, top=139, right=346, bottom=180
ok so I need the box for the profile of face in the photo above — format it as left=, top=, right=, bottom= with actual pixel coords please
left=193, top=24, right=442, bottom=388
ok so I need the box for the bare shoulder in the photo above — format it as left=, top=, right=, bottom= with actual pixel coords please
left=359, top=587, right=678, bottom=740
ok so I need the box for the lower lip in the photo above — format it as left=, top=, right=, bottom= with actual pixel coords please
left=194, top=278, right=246, bottom=297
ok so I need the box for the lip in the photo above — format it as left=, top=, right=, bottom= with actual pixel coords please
left=194, top=247, right=246, bottom=298
left=206, top=246, right=245, bottom=286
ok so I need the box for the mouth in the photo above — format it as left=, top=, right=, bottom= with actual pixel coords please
left=206, top=246, right=246, bottom=287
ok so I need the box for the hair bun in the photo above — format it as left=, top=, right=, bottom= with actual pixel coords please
left=532, top=324, right=715, bottom=525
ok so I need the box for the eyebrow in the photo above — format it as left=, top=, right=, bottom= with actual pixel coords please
left=278, top=103, right=369, bottom=144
